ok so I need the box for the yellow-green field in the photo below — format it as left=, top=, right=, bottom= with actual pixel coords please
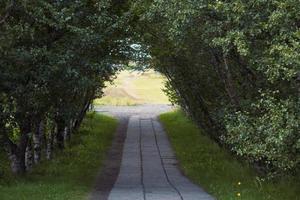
left=94, top=70, right=170, bottom=106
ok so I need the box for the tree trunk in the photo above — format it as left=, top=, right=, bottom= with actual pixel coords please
left=5, top=139, right=22, bottom=174
left=2, top=123, right=25, bottom=174
left=73, top=101, right=91, bottom=132
left=73, top=89, right=95, bottom=132
left=17, top=121, right=31, bottom=174
left=222, top=55, right=241, bottom=107
left=5, top=127, right=31, bottom=175
left=233, top=52, right=257, bottom=87
left=25, top=139, right=33, bottom=171
left=56, top=120, right=65, bottom=150
left=210, top=49, right=241, bottom=109
left=8, top=152, right=21, bottom=174
left=64, top=126, right=71, bottom=143
left=46, top=125, right=55, bottom=160
left=161, top=55, right=224, bottom=143
left=33, top=120, right=44, bottom=164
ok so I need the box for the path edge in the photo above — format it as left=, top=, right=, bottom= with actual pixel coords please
left=88, top=116, right=128, bottom=200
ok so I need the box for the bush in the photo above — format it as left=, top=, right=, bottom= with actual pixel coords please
left=131, top=0, right=300, bottom=175
left=224, top=93, right=300, bottom=175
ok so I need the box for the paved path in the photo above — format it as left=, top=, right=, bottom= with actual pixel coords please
left=91, top=105, right=214, bottom=200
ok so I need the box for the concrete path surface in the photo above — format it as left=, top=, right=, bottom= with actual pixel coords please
left=91, top=105, right=214, bottom=200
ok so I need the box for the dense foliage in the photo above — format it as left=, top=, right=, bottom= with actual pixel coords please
left=0, top=0, right=129, bottom=174
left=131, top=0, right=300, bottom=175
left=1, top=0, right=299, bottom=178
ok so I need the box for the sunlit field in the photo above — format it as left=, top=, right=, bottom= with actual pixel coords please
left=94, top=70, right=170, bottom=106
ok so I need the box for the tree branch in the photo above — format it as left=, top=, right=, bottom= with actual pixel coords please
left=0, top=0, right=15, bottom=25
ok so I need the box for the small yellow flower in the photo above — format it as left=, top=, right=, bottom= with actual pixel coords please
left=238, top=182, right=241, bottom=186
left=237, top=193, right=241, bottom=197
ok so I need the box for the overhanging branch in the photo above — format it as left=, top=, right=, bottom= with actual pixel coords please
left=0, top=0, right=15, bottom=25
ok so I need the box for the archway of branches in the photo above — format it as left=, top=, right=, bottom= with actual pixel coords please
left=1, top=0, right=299, bottom=176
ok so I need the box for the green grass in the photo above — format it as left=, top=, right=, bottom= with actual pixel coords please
left=0, top=113, right=117, bottom=200
left=160, top=111, right=300, bottom=200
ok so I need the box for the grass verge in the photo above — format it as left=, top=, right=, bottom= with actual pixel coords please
left=160, top=111, right=300, bottom=200
left=0, top=113, right=117, bottom=200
